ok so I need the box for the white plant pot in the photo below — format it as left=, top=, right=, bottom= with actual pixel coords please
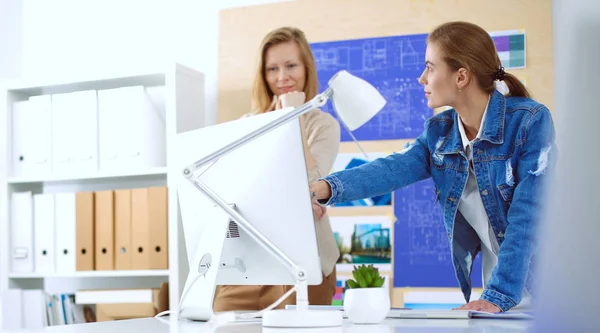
left=343, top=287, right=390, bottom=324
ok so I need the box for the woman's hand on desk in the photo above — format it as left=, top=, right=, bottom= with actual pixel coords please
left=454, top=299, right=500, bottom=313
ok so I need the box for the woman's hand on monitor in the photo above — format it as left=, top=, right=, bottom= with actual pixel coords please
left=309, top=180, right=332, bottom=203
left=312, top=202, right=326, bottom=220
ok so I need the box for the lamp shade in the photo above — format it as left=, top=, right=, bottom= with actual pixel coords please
left=328, top=70, right=386, bottom=131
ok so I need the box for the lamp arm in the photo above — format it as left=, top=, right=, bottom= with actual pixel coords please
left=183, top=88, right=332, bottom=177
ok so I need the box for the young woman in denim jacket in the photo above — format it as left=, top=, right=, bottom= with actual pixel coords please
left=310, top=21, right=556, bottom=313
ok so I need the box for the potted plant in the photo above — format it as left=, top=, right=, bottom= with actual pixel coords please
left=343, top=264, right=390, bottom=324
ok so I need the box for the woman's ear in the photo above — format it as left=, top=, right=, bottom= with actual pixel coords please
left=456, top=68, right=469, bottom=91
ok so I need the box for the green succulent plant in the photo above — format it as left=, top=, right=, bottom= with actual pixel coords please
left=347, top=264, right=386, bottom=289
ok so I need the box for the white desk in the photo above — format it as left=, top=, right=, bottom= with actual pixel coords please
left=16, top=317, right=533, bottom=333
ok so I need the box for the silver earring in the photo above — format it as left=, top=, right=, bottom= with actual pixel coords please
left=459, top=88, right=462, bottom=92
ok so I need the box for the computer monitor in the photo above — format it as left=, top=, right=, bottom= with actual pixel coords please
left=173, top=109, right=330, bottom=324
left=531, top=2, right=600, bottom=333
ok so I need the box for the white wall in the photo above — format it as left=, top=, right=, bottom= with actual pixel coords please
left=20, top=0, right=291, bottom=126
left=0, top=0, right=23, bottom=80
left=21, top=0, right=169, bottom=77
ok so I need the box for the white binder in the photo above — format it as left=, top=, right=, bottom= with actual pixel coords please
left=11, top=100, right=29, bottom=178
left=51, top=90, right=98, bottom=176
left=33, top=193, right=56, bottom=274
left=22, top=290, right=46, bottom=329
left=0, top=289, right=23, bottom=330
left=11, top=95, right=53, bottom=178
left=97, top=86, right=166, bottom=173
left=10, top=192, right=33, bottom=273
left=97, top=88, right=125, bottom=173
left=54, top=192, right=76, bottom=273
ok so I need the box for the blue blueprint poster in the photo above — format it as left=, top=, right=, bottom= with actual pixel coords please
left=393, top=179, right=483, bottom=288
left=310, top=34, right=433, bottom=142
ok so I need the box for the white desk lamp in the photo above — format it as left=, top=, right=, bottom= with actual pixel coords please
left=181, top=70, right=385, bottom=327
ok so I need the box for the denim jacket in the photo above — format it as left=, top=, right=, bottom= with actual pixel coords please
left=321, top=90, right=556, bottom=312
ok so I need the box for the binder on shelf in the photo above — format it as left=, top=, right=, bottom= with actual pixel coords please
left=94, top=190, right=114, bottom=271
left=10, top=191, right=33, bottom=273
left=97, top=86, right=166, bottom=173
left=97, top=88, right=125, bottom=173
left=0, top=289, right=23, bottom=330
left=131, top=187, right=168, bottom=270
left=11, top=95, right=53, bottom=178
left=22, top=289, right=47, bottom=329
left=76, top=192, right=95, bottom=271
left=55, top=192, right=77, bottom=273
left=10, top=100, right=28, bottom=178
left=51, top=90, right=99, bottom=176
left=33, top=193, right=56, bottom=274
left=114, top=189, right=132, bottom=270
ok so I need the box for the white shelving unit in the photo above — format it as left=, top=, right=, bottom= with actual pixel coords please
left=7, top=167, right=168, bottom=184
left=0, top=63, right=204, bottom=314
left=8, top=269, right=171, bottom=279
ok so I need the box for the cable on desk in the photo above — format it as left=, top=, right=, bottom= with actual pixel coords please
left=155, top=310, right=171, bottom=318
left=154, top=274, right=204, bottom=319
left=237, top=285, right=297, bottom=319
left=154, top=276, right=297, bottom=322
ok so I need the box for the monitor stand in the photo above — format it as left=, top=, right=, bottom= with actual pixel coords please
left=178, top=196, right=343, bottom=328
left=178, top=204, right=229, bottom=322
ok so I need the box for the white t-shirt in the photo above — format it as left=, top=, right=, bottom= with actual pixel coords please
left=456, top=97, right=531, bottom=310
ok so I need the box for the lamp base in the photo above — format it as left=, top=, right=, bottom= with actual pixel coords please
left=262, top=309, right=343, bottom=328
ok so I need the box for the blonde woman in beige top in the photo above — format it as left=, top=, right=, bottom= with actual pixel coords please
left=212, top=27, right=341, bottom=311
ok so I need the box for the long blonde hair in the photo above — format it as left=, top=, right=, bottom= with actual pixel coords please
left=251, top=27, right=319, bottom=114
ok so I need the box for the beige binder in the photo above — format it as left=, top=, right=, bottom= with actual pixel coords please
left=131, top=187, right=168, bottom=269
left=94, top=190, right=114, bottom=270
left=114, top=189, right=132, bottom=270
left=76, top=192, right=95, bottom=271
